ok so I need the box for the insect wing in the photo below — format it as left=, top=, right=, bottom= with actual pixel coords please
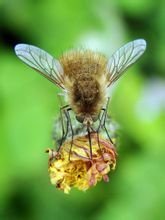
left=15, top=44, right=65, bottom=89
left=107, top=39, right=146, bottom=85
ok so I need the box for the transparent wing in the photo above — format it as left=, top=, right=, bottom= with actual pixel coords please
left=106, top=39, right=147, bottom=86
left=14, top=44, right=65, bottom=89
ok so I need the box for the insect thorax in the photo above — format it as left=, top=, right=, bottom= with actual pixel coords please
left=60, top=49, right=107, bottom=78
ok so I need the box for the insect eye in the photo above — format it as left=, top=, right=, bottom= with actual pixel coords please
left=76, top=115, right=84, bottom=123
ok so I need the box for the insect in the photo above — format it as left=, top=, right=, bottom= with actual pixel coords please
left=15, top=39, right=146, bottom=159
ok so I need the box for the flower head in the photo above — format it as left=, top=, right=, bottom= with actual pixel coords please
left=46, top=133, right=116, bottom=194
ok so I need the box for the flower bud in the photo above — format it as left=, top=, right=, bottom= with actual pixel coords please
left=46, top=133, right=117, bottom=194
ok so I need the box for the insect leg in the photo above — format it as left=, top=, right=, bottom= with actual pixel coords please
left=94, top=108, right=106, bottom=157
left=65, top=108, right=74, bottom=161
left=102, top=120, right=114, bottom=144
left=96, top=128, right=105, bottom=160
left=57, top=105, right=70, bottom=153
left=57, top=94, right=67, bottom=138
left=97, top=98, right=110, bottom=131
left=97, top=108, right=106, bottom=131
left=60, top=109, right=70, bottom=143
left=87, top=126, right=93, bottom=160
left=102, top=98, right=114, bottom=144
left=60, top=106, right=65, bottom=139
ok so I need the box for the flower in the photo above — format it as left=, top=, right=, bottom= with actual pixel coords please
left=46, top=133, right=117, bottom=194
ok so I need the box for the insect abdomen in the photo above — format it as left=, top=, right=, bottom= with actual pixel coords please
left=73, top=74, right=99, bottom=111
left=60, top=49, right=107, bottom=115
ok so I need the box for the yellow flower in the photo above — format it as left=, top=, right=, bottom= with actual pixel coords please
left=46, top=133, right=116, bottom=194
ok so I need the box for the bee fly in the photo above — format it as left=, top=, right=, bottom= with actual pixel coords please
left=14, top=39, right=147, bottom=159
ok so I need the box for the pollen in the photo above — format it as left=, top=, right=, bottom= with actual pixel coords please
left=46, top=133, right=117, bottom=194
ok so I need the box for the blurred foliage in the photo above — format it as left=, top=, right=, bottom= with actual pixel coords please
left=0, top=0, right=164, bottom=220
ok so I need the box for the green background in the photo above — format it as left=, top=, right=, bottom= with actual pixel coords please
left=0, top=0, right=164, bottom=219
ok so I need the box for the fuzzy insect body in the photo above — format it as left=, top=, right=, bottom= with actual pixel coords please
left=60, top=50, right=108, bottom=122
left=14, top=39, right=147, bottom=126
